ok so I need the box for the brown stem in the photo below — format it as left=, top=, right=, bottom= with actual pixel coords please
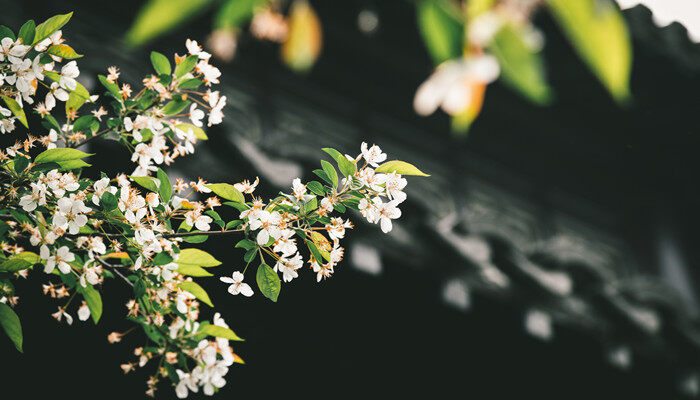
left=70, top=129, right=112, bottom=148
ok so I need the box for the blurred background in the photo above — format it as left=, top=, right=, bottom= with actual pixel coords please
left=3, top=0, right=700, bottom=398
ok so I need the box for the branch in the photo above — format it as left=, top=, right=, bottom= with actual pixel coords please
left=71, top=228, right=243, bottom=239
left=95, top=257, right=133, bottom=287
left=70, top=129, right=113, bottom=148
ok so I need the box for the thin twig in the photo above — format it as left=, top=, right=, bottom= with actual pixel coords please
left=96, top=257, right=133, bottom=287
left=70, top=129, right=112, bottom=148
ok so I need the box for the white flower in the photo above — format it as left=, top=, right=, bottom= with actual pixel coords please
left=291, top=178, right=314, bottom=203
left=59, top=60, right=80, bottom=90
left=92, top=177, right=117, bottom=206
left=52, top=197, right=91, bottom=234
left=189, top=103, right=205, bottom=127
left=219, top=271, right=253, bottom=296
left=384, top=172, right=407, bottom=203
left=327, top=217, right=352, bottom=241
left=186, top=38, right=211, bottom=60
left=51, top=307, right=73, bottom=325
left=19, top=182, right=47, bottom=211
left=274, top=253, right=303, bottom=282
left=79, top=264, right=101, bottom=287
left=248, top=210, right=282, bottom=246
left=185, top=210, right=213, bottom=231
left=44, top=246, right=75, bottom=274
left=207, top=95, right=226, bottom=126
left=273, top=229, right=297, bottom=257
left=153, top=262, right=179, bottom=281
left=377, top=200, right=401, bottom=233
left=197, top=60, right=221, bottom=85
left=413, top=55, right=500, bottom=116
left=358, top=168, right=386, bottom=192
left=360, top=142, right=387, bottom=167
left=77, top=301, right=91, bottom=321
left=175, top=370, right=199, bottom=398
left=34, top=30, right=63, bottom=52
left=358, top=196, right=382, bottom=223
left=233, top=177, right=258, bottom=194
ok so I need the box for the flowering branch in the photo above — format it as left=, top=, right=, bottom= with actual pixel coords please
left=0, top=12, right=428, bottom=399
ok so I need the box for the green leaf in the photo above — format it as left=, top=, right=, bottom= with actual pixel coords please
left=72, top=115, right=98, bottom=133
left=156, top=168, right=172, bottom=202
left=178, top=78, right=203, bottom=90
left=375, top=160, right=430, bottom=176
left=546, top=0, right=631, bottom=102
left=306, top=181, right=325, bottom=196
left=18, top=20, right=35, bottom=45
left=174, top=123, right=208, bottom=140
left=322, top=148, right=356, bottom=177
left=150, top=51, right=171, bottom=75
left=256, top=263, right=280, bottom=302
left=98, top=74, right=121, bottom=99
left=177, top=264, right=213, bottom=277
left=0, top=303, right=22, bottom=352
left=0, top=25, right=15, bottom=41
left=129, top=176, right=160, bottom=192
left=101, top=191, right=118, bottom=211
left=65, top=82, right=91, bottom=115
left=47, top=44, right=82, bottom=59
left=215, top=0, right=265, bottom=29
left=305, top=240, right=324, bottom=263
left=182, top=235, right=208, bottom=243
left=177, top=248, right=221, bottom=267
left=81, top=284, right=102, bottom=324
left=320, top=160, right=338, bottom=189
left=417, top=0, right=463, bottom=64
left=179, top=281, right=214, bottom=307
left=57, top=159, right=91, bottom=170
left=303, top=197, right=318, bottom=214
left=206, top=183, right=244, bottom=203
left=2, top=95, right=28, bottom=128
left=13, top=156, right=29, bottom=174
left=175, top=55, right=199, bottom=79
left=235, top=239, right=257, bottom=250
left=490, top=25, right=551, bottom=104
left=32, top=12, right=73, bottom=45
left=0, top=251, right=39, bottom=272
left=199, top=324, right=244, bottom=341
left=313, top=169, right=331, bottom=185
left=124, top=0, right=213, bottom=46
left=35, top=148, right=91, bottom=164
left=162, top=99, right=190, bottom=115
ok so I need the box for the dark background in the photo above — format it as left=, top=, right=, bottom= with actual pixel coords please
left=2, top=0, right=700, bottom=398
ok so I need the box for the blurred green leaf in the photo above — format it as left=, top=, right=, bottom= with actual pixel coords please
left=125, top=0, right=214, bottom=46
left=546, top=0, right=632, bottom=102
left=490, top=25, right=552, bottom=104
left=282, top=0, right=322, bottom=73
left=416, top=0, right=463, bottom=65
left=215, top=0, right=266, bottom=30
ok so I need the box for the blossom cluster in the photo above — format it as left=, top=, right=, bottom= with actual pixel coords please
left=0, top=13, right=427, bottom=399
